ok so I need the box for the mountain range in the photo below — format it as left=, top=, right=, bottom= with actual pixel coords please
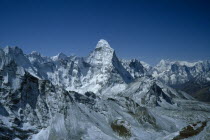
left=0, top=39, right=210, bottom=140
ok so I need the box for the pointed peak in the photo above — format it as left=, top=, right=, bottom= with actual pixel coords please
left=51, top=52, right=67, bottom=61
left=31, top=51, right=41, bottom=56
left=87, top=39, right=116, bottom=65
left=130, top=58, right=140, bottom=63
left=4, top=46, right=23, bottom=55
left=57, top=52, right=67, bottom=57
left=96, top=39, right=112, bottom=49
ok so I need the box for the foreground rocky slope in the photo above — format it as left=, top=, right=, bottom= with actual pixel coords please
left=0, top=40, right=210, bottom=140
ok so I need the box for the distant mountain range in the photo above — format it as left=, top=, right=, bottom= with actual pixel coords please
left=0, top=39, right=210, bottom=140
left=151, top=59, right=210, bottom=102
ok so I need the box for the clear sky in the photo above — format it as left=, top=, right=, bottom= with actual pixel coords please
left=0, top=0, right=209, bottom=65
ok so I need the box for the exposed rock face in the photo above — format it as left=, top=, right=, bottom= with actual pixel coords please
left=152, top=59, right=210, bottom=102
left=0, top=40, right=210, bottom=140
left=121, top=59, right=147, bottom=79
left=153, top=60, right=210, bottom=85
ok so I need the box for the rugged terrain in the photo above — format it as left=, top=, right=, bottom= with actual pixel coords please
left=0, top=39, right=210, bottom=140
left=152, top=59, right=210, bottom=102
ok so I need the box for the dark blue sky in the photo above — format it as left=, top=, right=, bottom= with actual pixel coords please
left=0, top=0, right=209, bottom=65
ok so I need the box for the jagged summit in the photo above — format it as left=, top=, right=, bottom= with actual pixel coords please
left=3, top=46, right=24, bottom=55
left=95, top=39, right=112, bottom=49
left=87, top=39, right=115, bottom=66
left=51, top=52, right=67, bottom=61
left=31, top=51, right=41, bottom=56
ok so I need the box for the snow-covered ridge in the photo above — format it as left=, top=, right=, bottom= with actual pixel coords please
left=1, top=41, right=209, bottom=91
left=0, top=40, right=210, bottom=140
left=156, top=59, right=204, bottom=68
left=1, top=42, right=209, bottom=89
left=153, top=59, right=210, bottom=85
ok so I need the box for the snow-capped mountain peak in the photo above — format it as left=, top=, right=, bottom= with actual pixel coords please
left=96, top=39, right=111, bottom=49
left=3, top=46, right=24, bottom=55
left=51, top=52, right=67, bottom=61
left=83, top=39, right=134, bottom=92
left=121, top=59, right=148, bottom=78
left=31, top=51, right=41, bottom=56
left=0, top=46, right=33, bottom=70
left=87, top=39, right=114, bottom=66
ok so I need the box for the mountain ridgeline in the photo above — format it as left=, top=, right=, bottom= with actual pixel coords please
left=0, top=39, right=210, bottom=140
